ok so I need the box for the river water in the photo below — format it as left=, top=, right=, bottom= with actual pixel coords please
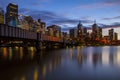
left=0, top=46, right=120, bottom=80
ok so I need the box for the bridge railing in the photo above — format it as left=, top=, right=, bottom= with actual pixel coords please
left=0, top=24, right=37, bottom=40
left=0, top=24, right=64, bottom=43
left=41, top=34, right=63, bottom=42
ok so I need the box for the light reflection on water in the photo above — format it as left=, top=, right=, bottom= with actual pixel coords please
left=0, top=46, right=120, bottom=80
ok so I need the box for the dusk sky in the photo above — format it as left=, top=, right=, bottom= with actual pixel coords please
left=1, top=0, right=120, bottom=32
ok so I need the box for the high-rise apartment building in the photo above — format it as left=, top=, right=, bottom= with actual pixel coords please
left=47, top=25, right=61, bottom=37
left=69, top=28, right=77, bottom=38
left=0, top=8, right=4, bottom=24
left=5, top=3, right=18, bottom=27
left=109, top=29, right=114, bottom=41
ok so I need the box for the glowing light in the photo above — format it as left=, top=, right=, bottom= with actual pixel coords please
left=8, top=47, right=12, bottom=60
left=21, top=75, right=26, bottom=80
left=102, top=50, right=109, bottom=65
left=70, top=48, right=73, bottom=59
left=15, top=46, right=19, bottom=50
left=3, top=47, right=7, bottom=59
left=30, top=47, right=35, bottom=59
left=116, top=53, right=120, bottom=66
left=20, top=47, right=23, bottom=60
left=33, top=67, right=39, bottom=80
left=49, top=62, right=52, bottom=73
left=42, top=64, right=46, bottom=77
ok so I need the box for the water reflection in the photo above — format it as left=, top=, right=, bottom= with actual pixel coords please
left=33, top=67, right=39, bottom=80
left=19, top=47, right=23, bottom=60
left=8, top=47, right=13, bottom=60
left=0, top=46, right=120, bottom=80
left=21, top=75, right=26, bottom=80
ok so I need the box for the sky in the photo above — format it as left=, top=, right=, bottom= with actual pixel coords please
left=1, top=0, right=120, bottom=32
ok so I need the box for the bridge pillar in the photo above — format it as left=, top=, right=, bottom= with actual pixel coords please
left=36, top=32, right=42, bottom=51
left=36, top=41, right=42, bottom=51
left=46, top=42, right=53, bottom=49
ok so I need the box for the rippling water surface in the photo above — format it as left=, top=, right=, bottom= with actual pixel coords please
left=0, top=46, right=120, bottom=80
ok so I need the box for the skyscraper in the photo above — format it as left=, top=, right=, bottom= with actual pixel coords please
left=113, top=32, right=118, bottom=41
left=69, top=28, right=77, bottom=38
left=0, top=8, right=4, bottom=24
left=77, top=21, right=86, bottom=43
left=98, top=27, right=102, bottom=39
left=109, top=29, right=114, bottom=41
left=83, top=27, right=87, bottom=35
left=5, top=3, right=18, bottom=27
left=47, top=25, right=61, bottom=37
left=92, top=20, right=98, bottom=40
left=77, top=21, right=83, bottom=37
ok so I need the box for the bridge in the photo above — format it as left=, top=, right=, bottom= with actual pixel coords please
left=0, top=24, right=70, bottom=49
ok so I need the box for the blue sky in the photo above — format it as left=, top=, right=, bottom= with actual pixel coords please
left=1, top=0, right=120, bottom=32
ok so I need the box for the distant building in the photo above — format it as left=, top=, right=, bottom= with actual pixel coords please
left=62, top=32, right=67, bottom=38
left=54, top=30, right=60, bottom=37
left=5, top=3, right=18, bottom=27
left=109, top=29, right=114, bottom=41
left=0, top=8, right=4, bottom=24
left=41, top=22, right=46, bottom=34
left=83, top=27, right=87, bottom=35
left=91, top=20, right=98, bottom=40
left=69, top=28, right=77, bottom=38
left=47, top=25, right=61, bottom=37
left=113, top=32, right=118, bottom=40
left=48, top=25, right=61, bottom=32
left=77, top=21, right=86, bottom=42
left=103, top=36, right=110, bottom=41
left=47, top=28, right=54, bottom=36
left=17, top=15, right=29, bottom=30
left=24, top=16, right=34, bottom=31
left=77, top=21, right=83, bottom=37
left=98, top=27, right=102, bottom=39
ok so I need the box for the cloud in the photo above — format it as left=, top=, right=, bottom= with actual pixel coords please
left=25, top=10, right=93, bottom=27
left=98, top=22, right=120, bottom=28
left=50, top=19, right=93, bottom=25
left=111, top=22, right=120, bottom=27
left=50, top=19, right=78, bottom=25
left=102, top=16, right=120, bottom=20
left=81, top=16, right=91, bottom=20
left=19, top=8, right=30, bottom=13
left=61, top=25, right=76, bottom=32
left=26, top=10, right=60, bottom=21
left=76, top=0, right=120, bottom=9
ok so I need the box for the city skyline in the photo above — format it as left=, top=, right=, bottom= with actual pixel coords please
left=1, top=0, right=120, bottom=32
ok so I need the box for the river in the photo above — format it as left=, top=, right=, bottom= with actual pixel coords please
left=0, top=46, right=120, bottom=80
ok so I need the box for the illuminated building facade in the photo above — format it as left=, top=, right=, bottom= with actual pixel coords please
left=47, top=28, right=54, bottom=36
left=91, top=20, right=98, bottom=40
left=24, top=16, right=34, bottom=31
left=109, top=29, right=114, bottom=41
left=77, top=21, right=85, bottom=43
left=5, top=3, right=18, bottom=27
left=113, top=32, right=118, bottom=40
left=61, top=32, right=67, bottom=38
left=41, top=22, right=46, bottom=34
left=77, top=21, right=83, bottom=37
left=69, top=28, right=77, bottom=38
left=47, top=25, right=61, bottom=37
left=83, top=27, right=87, bottom=35
left=98, top=27, right=102, bottom=39
left=0, top=8, right=4, bottom=24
